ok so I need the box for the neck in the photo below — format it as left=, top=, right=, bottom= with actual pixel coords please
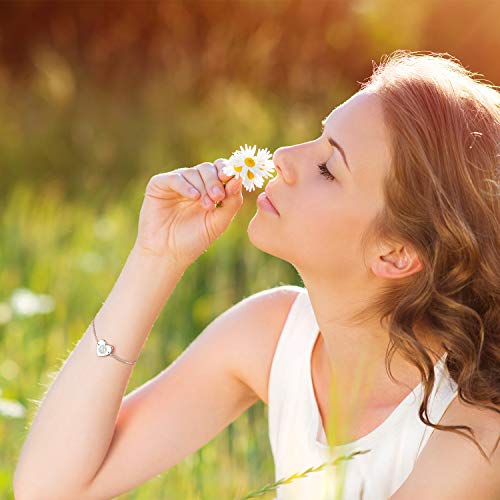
left=302, top=276, right=445, bottom=407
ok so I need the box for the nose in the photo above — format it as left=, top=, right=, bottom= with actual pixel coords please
left=272, top=146, right=295, bottom=184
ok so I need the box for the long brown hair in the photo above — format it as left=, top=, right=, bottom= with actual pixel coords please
left=352, top=50, right=499, bottom=461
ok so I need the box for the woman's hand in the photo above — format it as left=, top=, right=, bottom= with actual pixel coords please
left=134, top=158, right=244, bottom=267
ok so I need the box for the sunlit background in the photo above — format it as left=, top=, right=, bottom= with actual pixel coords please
left=1, top=1, right=498, bottom=498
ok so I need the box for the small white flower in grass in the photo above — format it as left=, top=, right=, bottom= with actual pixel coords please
left=222, top=144, right=276, bottom=192
left=10, top=288, right=55, bottom=317
left=0, top=387, right=25, bottom=419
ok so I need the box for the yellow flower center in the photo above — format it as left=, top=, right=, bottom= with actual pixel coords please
left=247, top=170, right=254, bottom=179
left=234, top=165, right=243, bottom=172
left=244, top=157, right=256, bottom=167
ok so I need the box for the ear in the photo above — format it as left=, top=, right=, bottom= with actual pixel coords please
left=371, top=244, right=423, bottom=279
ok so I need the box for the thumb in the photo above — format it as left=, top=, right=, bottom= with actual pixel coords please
left=220, top=176, right=244, bottom=210
left=210, top=176, right=243, bottom=228
left=226, top=176, right=244, bottom=198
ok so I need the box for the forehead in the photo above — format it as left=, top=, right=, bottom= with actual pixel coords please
left=323, top=90, right=392, bottom=175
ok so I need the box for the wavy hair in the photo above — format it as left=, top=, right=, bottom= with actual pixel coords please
left=350, top=50, right=499, bottom=461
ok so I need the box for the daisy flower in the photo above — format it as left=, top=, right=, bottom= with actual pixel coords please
left=222, top=144, right=276, bottom=192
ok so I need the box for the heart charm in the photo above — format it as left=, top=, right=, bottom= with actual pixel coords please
left=96, top=339, right=113, bottom=357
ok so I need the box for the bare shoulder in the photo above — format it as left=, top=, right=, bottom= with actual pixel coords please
left=391, top=395, right=500, bottom=499
left=444, top=395, right=500, bottom=442
left=229, top=285, right=304, bottom=404
left=422, top=394, right=500, bottom=460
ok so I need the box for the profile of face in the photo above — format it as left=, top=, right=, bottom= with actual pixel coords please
left=247, top=89, right=422, bottom=286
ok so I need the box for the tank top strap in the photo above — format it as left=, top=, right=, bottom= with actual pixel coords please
left=268, top=287, right=319, bottom=456
left=413, top=353, right=458, bottom=460
left=268, top=287, right=317, bottom=400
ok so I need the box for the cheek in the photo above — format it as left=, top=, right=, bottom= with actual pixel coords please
left=293, top=194, right=372, bottom=262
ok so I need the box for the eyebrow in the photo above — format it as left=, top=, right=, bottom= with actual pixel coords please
left=321, top=120, right=351, bottom=173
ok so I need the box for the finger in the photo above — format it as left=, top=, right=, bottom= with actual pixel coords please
left=213, top=158, right=234, bottom=183
left=178, top=167, right=205, bottom=194
left=226, top=175, right=243, bottom=196
left=195, top=162, right=226, bottom=203
left=181, top=167, right=216, bottom=210
left=147, top=172, right=201, bottom=200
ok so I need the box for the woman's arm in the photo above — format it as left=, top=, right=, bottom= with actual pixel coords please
left=14, top=158, right=246, bottom=499
left=13, top=244, right=187, bottom=499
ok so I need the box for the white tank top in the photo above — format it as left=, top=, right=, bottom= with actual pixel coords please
left=268, top=286, right=458, bottom=500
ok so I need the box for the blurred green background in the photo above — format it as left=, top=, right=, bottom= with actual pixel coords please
left=0, top=1, right=498, bottom=498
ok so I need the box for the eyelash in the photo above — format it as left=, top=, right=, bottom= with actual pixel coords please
left=317, top=162, right=336, bottom=181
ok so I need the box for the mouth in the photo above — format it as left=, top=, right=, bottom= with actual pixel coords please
left=264, top=188, right=280, bottom=214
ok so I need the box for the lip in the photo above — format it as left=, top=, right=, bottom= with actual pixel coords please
left=264, top=188, right=279, bottom=212
left=257, top=191, right=280, bottom=215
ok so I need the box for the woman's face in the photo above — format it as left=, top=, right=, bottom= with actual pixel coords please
left=247, top=89, right=393, bottom=284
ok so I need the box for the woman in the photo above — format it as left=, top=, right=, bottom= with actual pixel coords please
left=14, top=50, right=499, bottom=499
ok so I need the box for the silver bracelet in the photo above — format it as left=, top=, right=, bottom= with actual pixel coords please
left=92, top=318, right=138, bottom=365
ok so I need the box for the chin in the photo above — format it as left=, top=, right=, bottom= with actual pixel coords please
left=247, top=214, right=293, bottom=265
left=247, top=216, right=288, bottom=260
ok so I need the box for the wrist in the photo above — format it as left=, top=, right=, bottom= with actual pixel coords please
left=130, top=244, right=190, bottom=273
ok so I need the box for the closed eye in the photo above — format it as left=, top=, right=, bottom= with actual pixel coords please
left=317, top=162, right=335, bottom=181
